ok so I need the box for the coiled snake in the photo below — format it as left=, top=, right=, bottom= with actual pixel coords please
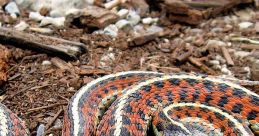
left=2, top=71, right=259, bottom=135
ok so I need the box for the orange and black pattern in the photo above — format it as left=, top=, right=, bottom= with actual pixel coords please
left=62, top=71, right=259, bottom=136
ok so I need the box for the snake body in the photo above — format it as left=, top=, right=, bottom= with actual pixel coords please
left=62, top=71, right=259, bottom=136
left=1, top=71, right=259, bottom=135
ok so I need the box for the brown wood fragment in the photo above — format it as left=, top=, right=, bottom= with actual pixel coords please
left=79, top=69, right=110, bottom=75
left=188, top=57, right=216, bottom=75
left=251, top=61, right=259, bottom=81
left=221, top=47, right=234, bottom=66
left=163, top=0, right=251, bottom=25
left=176, top=46, right=193, bottom=62
left=240, top=44, right=259, bottom=50
left=0, top=27, right=85, bottom=59
left=66, top=5, right=119, bottom=28
left=0, top=45, right=9, bottom=86
left=51, top=57, right=72, bottom=71
left=27, top=103, right=67, bottom=113
left=43, top=108, right=63, bottom=134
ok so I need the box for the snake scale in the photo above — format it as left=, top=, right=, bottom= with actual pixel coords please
left=1, top=71, right=259, bottom=136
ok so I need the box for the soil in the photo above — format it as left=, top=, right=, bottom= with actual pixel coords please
left=0, top=5, right=259, bottom=136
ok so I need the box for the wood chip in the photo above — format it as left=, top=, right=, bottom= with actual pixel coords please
left=221, top=46, right=234, bottom=66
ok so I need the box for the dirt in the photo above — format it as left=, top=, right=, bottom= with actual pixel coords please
left=0, top=4, right=259, bottom=136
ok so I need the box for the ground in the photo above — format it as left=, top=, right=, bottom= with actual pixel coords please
left=0, top=4, right=259, bottom=136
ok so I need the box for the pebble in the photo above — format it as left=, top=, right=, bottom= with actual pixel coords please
left=207, top=40, right=226, bottom=47
left=235, top=8, right=255, bottom=21
left=238, top=22, right=254, bottom=29
left=103, top=24, right=118, bottom=37
left=127, top=11, right=141, bottom=26
left=221, top=65, right=232, bottom=75
left=29, top=27, right=54, bottom=34
left=4, top=1, right=20, bottom=15
left=14, top=21, right=29, bottom=31
left=42, top=60, right=52, bottom=65
left=40, top=17, right=65, bottom=28
left=36, top=124, right=45, bottom=136
left=117, top=9, right=129, bottom=18
left=115, top=19, right=130, bottom=29
left=29, top=12, right=44, bottom=21
left=255, top=22, right=259, bottom=33
left=146, top=25, right=163, bottom=33
left=234, top=51, right=251, bottom=59
left=209, top=60, right=220, bottom=65
left=211, top=27, right=223, bottom=33
left=215, top=55, right=226, bottom=64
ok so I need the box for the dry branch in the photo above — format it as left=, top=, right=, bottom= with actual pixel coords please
left=0, top=27, right=86, bottom=59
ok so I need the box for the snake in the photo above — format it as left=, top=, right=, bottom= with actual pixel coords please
left=62, top=71, right=259, bottom=136
left=1, top=71, right=259, bottom=135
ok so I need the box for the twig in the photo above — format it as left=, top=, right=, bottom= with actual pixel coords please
left=240, top=44, right=259, bottom=50
left=42, top=109, right=63, bottom=136
left=58, top=95, right=70, bottom=102
left=9, top=86, right=32, bottom=98
left=7, top=54, right=46, bottom=73
left=230, top=37, right=259, bottom=45
left=221, top=47, right=234, bottom=66
left=27, top=102, right=67, bottom=113
left=188, top=57, right=216, bottom=75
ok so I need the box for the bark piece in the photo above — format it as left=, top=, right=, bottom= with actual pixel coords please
left=221, top=47, right=234, bottom=66
left=188, top=57, right=216, bottom=75
left=66, top=5, right=119, bottom=28
left=163, top=0, right=251, bottom=25
left=0, top=27, right=85, bottom=59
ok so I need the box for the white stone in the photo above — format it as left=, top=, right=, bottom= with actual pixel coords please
left=221, top=67, right=232, bottom=75
left=29, top=12, right=44, bottom=21
left=238, top=22, right=254, bottom=29
left=15, top=0, right=33, bottom=8
left=146, top=25, right=163, bottom=33
left=14, top=21, right=29, bottom=31
left=103, top=24, right=118, bottom=37
left=42, top=60, right=52, bottom=65
left=209, top=60, right=220, bottom=65
left=127, top=11, right=140, bottom=26
left=5, top=2, right=20, bottom=15
left=234, top=51, right=251, bottom=59
left=40, top=17, right=65, bottom=28
left=142, top=17, right=153, bottom=25
left=115, top=19, right=130, bottom=29
left=117, top=9, right=129, bottom=18
left=36, top=124, right=45, bottom=136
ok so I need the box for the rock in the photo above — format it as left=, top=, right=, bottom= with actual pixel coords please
left=146, top=25, right=163, bottom=33
left=235, top=8, right=255, bottom=21
left=103, top=24, right=118, bottom=37
left=238, top=22, right=254, bottom=29
left=221, top=65, right=232, bottom=75
left=40, top=17, right=65, bottom=28
left=207, top=40, right=226, bottom=47
left=4, top=1, right=20, bottom=15
left=142, top=17, right=158, bottom=25
left=115, top=19, right=130, bottom=29
left=14, top=21, right=29, bottom=31
left=42, top=60, right=52, bottom=65
left=234, top=51, right=251, bottom=59
left=36, top=124, right=45, bottom=136
left=209, top=60, right=220, bottom=66
left=29, top=12, right=44, bottom=21
left=117, top=9, right=129, bottom=18
left=127, top=11, right=140, bottom=26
